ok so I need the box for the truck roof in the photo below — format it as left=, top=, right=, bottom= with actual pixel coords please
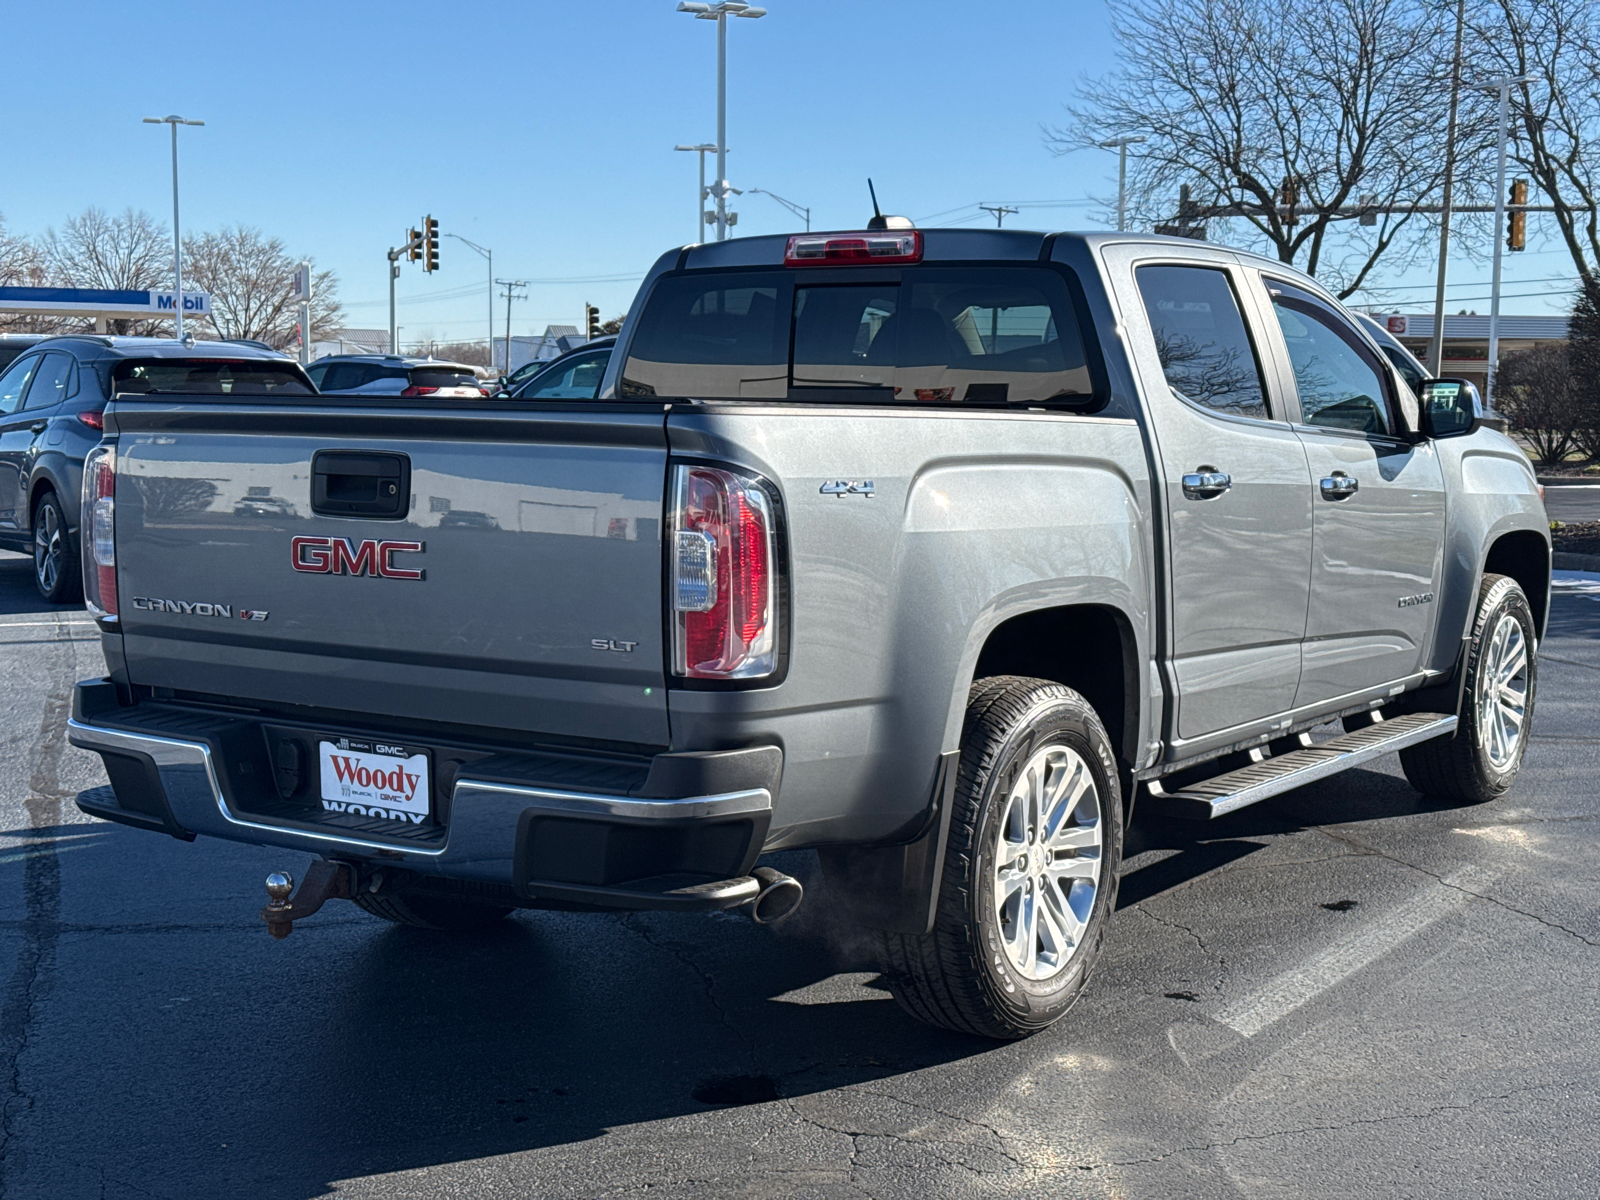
left=32, top=334, right=293, bottom=361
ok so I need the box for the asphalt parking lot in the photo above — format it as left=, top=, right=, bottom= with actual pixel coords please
left=1, top=546, right=1596, bottom=1200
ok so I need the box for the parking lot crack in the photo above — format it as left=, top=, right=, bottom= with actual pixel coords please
left=1316, top=828, right=1600, bottom=948
left=0, top=686, right=72, bottom=1189
left=1131, top=906, right=1231, bottom=994
left=616, top=913, right=757, bottom=1062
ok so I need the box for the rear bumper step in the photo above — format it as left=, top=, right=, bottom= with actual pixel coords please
left=66, top=685, right=779, bottom=913
left=1146, top=712, right=1457, bottom=820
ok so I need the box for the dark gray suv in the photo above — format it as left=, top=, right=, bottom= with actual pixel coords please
left=0, top=336, right=314, bottom=603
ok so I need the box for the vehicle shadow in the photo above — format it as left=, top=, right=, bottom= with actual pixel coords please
left=45, top=833, right=994, bottom=1199
left=0, top=547, right=65, bottom=616
left=1119, top=762, right=1486, bottom=909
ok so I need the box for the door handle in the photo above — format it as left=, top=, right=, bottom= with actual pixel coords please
left=1319, top=471, right=1359, bottom=500
left=1182, top=468, right=1232, bottom=500
left=29, top=421, right=47, bottom=434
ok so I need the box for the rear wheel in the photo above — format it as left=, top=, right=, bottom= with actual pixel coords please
left=1400, top=573, right=1536, bottom=803
left=32, top=491, right=81, bottom=605
left=353, top=889, right=515, bottom=931
left=875, top=676, right=1123, bottom=1040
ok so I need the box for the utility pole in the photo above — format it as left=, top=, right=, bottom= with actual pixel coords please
left=496, top=279, right=528, bottom=379
left=1427, top=0, right=1467, bottom=377
left=979, top=204, right=1019, bottom=228
left=677, top=2, right=766, bottom=240
left=1099, top=135, right=1146, bottom=231
left=142, top=114, right=204, bottom=340
left=1484, top=73, right=1534, bottom=408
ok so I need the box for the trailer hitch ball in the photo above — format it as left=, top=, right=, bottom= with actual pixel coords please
left=264, top=871, right=296, bottom=939
left=260, top=860, right=354, bottom=939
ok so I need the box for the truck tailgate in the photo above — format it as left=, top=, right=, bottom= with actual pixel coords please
left=109, top=402, right=670, bottom=746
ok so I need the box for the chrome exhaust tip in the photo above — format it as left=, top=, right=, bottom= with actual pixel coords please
left=749, top=866, right=804, bottom=925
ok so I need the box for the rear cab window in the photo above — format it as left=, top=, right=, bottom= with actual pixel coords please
left=113, top=359, right=314, bottom=396
left=620, top=266, right=1097, bottom=405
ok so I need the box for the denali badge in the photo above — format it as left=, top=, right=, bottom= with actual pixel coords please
left=1398, top=592, right=1436, bottom=608
left=291, top=536, right=425, bottom=580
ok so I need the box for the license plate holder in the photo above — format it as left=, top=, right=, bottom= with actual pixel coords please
left=317, top=736, right=432, bottom=825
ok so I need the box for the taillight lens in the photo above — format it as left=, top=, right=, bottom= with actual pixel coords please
left=77, top=409, right=104, bottom=430
left=672, top=465, right=777, bottom=679
left=82, top=444, right=118, bottom=620
left=400, top=385, right=440, bottom=397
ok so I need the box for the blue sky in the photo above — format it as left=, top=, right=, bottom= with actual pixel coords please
left=0, top=0, right=1580, bottom=348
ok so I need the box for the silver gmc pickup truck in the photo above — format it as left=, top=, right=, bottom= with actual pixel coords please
left=67, top=229, right=1549, bottom=1039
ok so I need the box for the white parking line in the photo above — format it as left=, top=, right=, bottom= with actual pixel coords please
left=0, top=618, right=97, bottom=629
left=0, top=841, right=101, bottom=866
left=1214, top=865, right=1495, bottom=1038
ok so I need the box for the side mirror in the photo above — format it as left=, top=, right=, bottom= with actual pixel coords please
left=1418, top=377, right=1482, bottom=439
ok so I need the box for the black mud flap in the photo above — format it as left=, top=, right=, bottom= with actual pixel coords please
left=816, top=750, right=958, bottom=936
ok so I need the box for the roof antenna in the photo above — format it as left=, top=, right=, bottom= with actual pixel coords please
left=867, top=179, right=915, bottom=231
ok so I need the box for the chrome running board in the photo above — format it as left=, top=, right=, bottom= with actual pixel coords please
left=1146, top=712, right=1457, bottom=820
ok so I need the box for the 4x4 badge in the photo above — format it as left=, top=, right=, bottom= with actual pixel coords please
left=820, top=479, right=874, bottom=498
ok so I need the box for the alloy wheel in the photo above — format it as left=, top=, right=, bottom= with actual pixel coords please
left=992, top=742, right=1103, bottom=981
left=33, top=503, right=61, bottom=596
left=1477, top=611, right=1529, bottom=770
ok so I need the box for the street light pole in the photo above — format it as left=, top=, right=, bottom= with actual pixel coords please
left=747, top=188, right=810, bottom=231
left=142, top=115, right=204, bottom=339
left=1098, top=136, right=1146, bottom=232
left=1484, top=73, right=1533, bottom=408
left=1427, top=0, right=1467, bottom=377
left=444, top=233, right=494, bottom=371
left=677, top=2, right=766, bottom=241
left=675, top=143, right=718, bottom=241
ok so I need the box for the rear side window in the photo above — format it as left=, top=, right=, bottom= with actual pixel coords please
left=23, top=352, right=74, bottom=409
left=621, top=267, right=1093, bottom=404
left=1135, top=265, right=1270, bottom=421
left=623, top=274, right=787, bottom=398
left=114, top=359, right=314, bottom=396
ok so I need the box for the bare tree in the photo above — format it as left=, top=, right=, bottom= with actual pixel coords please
left=1055, top=0, right=1477, bottom=297
left=1496, top=343, right=1582, bottom=464
left=1471, top=0, right=1600, bottom=282
left=39, top=207, right=172, bottom=334
left=0, top=213, right=58, bottom=332
left=424, top=341, right=492, bottom=369
left=182, top=226, right=344, bottom=351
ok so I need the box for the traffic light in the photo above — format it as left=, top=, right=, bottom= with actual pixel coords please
left=423, top=216, right=439, bottom=272
left=585, top=304, right=601, bottom=339
left=1508, top=178, right=1528, bottom=252
left=407, top=229, right=421, bottom=262
left=1280, top=176, right=1298, bottom=226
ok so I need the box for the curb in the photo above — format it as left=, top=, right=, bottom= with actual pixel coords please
left=1539, top=476, right=1600, bottom=487
left=1553, top=551, right=1600, bottom=572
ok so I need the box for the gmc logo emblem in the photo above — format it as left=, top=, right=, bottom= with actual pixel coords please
left=291, top=536, right=425, bottom=580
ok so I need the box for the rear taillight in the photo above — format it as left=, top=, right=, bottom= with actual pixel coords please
left=671, top=465, right=777, bottom=680
left=82, top=444, right=117, bottom=620
left=400, top=385, right=440, bottom=397
left=77, top=409, right=104, bottom=430
left=784, top=231, right=922, bottom=266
